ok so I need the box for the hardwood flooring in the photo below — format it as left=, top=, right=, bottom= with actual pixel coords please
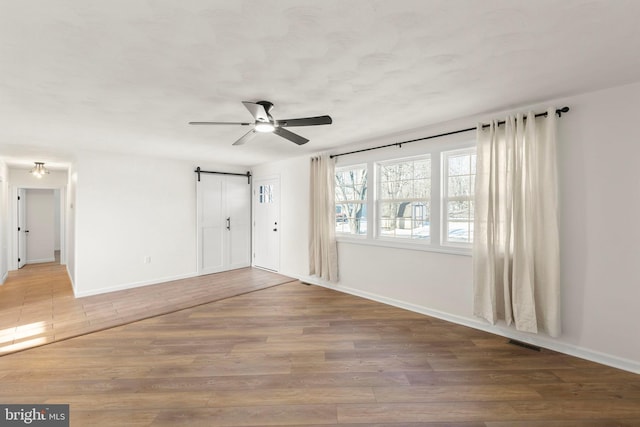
left=1, top=273, right=639, bottom=426
left=0, top=262, right=295, bottom=356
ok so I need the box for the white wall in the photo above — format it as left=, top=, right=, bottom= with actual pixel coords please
left=8, top=169, right=68, bottom=188
left=73, top=150, right=247, bottom=296
left=254, top=80, right=640, bottom=373
left=66, top=164, right=77, bottom=289
left=25, top=189, right=55, bottom=263
left=0, top=160, right=8, bottom=283
left=54, top=189, right=61, bottom=250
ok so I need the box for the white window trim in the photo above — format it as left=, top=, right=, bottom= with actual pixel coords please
left=335, top=164, right=369, bottom=238
left=376, top=154, right=432, bottom=243
left=441, top=147, right=476, bottom=250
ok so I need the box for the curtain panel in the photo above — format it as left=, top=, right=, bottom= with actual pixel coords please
left=473, top=108, right=561, bottom=337
left=309, top=154, right=339, bottom=282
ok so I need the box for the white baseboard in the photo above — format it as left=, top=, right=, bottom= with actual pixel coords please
left=1, top=270, right=8, bottom=285
left=73, top=271, right=199, bottom=298
left=26, top=257, right=55, bottom=264
left=65, top=265, right=75, bottom=293
left=289, top=272, right=640, bottom=375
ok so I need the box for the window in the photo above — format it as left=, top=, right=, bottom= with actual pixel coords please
left=258, top=184, right=273, bottom=204
left=335, top=165, right=367, bottom=235
left=377, top=156, right=431, bottom=240
left=443, top=148, right=476, bottom=245
left=334, top=142, right=476, bottom=254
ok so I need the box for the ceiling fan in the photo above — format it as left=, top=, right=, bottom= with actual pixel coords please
left=189, top=100, right=332, bottom=146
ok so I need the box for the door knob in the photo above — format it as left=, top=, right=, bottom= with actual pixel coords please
left=273, top=221, right=278, bottom=232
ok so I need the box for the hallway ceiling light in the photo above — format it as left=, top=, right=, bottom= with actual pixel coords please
left=30, top=162, right=50, bottom=178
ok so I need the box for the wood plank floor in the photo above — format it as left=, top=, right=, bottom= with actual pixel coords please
left=0, top=262, right=295, bottom=356
left=1, top=276, right=639, bottom=426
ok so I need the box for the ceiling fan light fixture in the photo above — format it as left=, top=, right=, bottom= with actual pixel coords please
left=254, top=122, right=275, bottom=133
left=30, top=162, right=50, bottom=178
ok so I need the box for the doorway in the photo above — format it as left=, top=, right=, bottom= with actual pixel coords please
left=13, top=187, right=65, bottom=269
left=253, top=176, right=280, bottom=272
left=18, top=189, right=57, bottom=266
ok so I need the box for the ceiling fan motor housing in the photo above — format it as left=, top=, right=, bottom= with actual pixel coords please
left=256, top=101, right=274, bottom=120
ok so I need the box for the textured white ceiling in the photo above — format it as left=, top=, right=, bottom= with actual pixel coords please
left=2, top=0, right=640, bottom=168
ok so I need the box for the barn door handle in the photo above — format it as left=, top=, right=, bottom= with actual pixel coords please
left=226, top=217, right=231, bottom=230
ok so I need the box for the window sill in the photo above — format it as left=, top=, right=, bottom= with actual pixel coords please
left=336, top=235, right=472, bottom=257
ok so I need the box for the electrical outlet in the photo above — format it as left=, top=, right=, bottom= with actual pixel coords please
left=144, top=256, right=151, bottom=264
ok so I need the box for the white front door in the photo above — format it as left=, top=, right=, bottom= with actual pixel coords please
left=17, top=189, right=26, bottom=269
left=253, top=177, right=280, bottom=271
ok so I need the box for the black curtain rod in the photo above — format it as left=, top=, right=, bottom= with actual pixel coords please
left=194, top=167, right=252, bottom=184
left=330, top=106, right=570, bottom=159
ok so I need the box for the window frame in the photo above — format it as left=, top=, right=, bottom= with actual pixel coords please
left=376, top=154, right=432, bottom=243
left=335, top=164, right=369, bottom=238
left=334, top=139, right=475, bottom=256
left=441, top=147, right=476, bottom=248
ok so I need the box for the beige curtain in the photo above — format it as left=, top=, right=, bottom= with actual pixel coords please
left=309, top=154, right=339, bottom=282
left=473, top=108, right=561, bottom=337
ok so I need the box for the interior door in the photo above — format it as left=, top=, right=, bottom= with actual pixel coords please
left=198, top=173, right=251, bottom=275
left=226, top=177, right=251, bottom=270
left=17, top=189, right=26, bottom=268
left=253, top=177, right=280, bottom=271
left=199, top=174, right=225, bottom=274
left=25, top=189, right=55, bottom=264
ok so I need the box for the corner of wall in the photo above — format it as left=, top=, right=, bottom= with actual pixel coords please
left=0, top=159, right=8, bottom=282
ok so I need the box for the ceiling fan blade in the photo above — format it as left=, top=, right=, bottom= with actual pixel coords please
left=242, top=101, right=270, bottom=122
left=278, top=115, right=333, bottom=127
left=233, top=129, right=257, bottom=146
left=189, top=121, right=252, bottom=125
left=273, top=127, right=309, bottom=145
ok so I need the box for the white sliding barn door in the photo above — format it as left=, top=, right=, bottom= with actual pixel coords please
left=198, top=174, right=251, bottom=275
left=199, top=174, right=225, bottom=274
left=226, top=177, right=252, bottom=270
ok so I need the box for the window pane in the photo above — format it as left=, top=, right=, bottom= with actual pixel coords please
left=448, top=176, right=472, bottom=197
left=448, top=154, right=470, bottom=176
left=335, top=203, right=367, bottom=235
left=413, top=178, right=430, bottom=199
left=447, top=221, right=473, bottom=243
left=414, top=159, right=431, bottom=179
left=379, top=201, right=430, bottom=239
left=448, top=200, right=471, bottom=220
left=336, top=167, right=367, bottom=202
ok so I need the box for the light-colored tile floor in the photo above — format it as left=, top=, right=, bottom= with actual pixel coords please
left=0, top=262, right=295, bottom=356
